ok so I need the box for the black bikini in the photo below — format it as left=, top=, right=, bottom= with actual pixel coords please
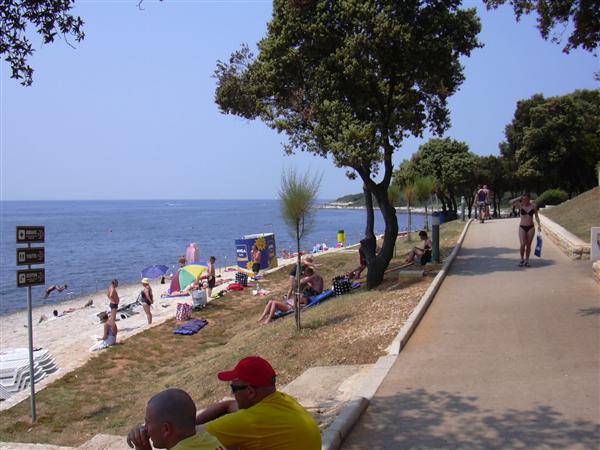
left=520, top=207, right=535, bottom=232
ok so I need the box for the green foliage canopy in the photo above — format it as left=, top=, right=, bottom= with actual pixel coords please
left=501, top=89, right=600, bottom=194
left=484, top=0, right=600, bottom=54
left=1, top=0, right=85, bottom=86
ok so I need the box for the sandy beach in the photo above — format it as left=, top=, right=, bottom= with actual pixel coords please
left=0, top=272, right=238, bottom=412
left=0, top=250, right=349, bottom=412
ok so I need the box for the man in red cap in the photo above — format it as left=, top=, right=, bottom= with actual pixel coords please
left=196, top=356, right=321, bottom=450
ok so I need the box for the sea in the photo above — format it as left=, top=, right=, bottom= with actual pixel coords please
left=0, top=200, right=424, bottom=316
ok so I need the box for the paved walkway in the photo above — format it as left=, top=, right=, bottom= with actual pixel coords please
left=343, top=218, right=600, bottom=449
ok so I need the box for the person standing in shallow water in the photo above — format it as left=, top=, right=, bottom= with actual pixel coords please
left=107, top=279, right=120, bottom=322
left=511, top=193, right=541, bottom=267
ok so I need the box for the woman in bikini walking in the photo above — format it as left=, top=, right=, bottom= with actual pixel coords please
left=511, top=193, right=541, bottom=267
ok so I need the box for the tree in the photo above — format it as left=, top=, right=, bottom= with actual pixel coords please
left=403, top=184, right=416, bottom=242
left=484, top=0, right=600, bottom=54
left=402, top=138, right=478, bottom=214
left=279, top=168, right=320, bottom=330
left=501, top=89, right=600, bottom=196
left=414, top=176, right=435, bottom=230
left=214, top=0, right=481, bottom=288
left=1, top=0, right=85, bottom=86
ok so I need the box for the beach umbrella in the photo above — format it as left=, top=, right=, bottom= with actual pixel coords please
left=141, top=265, right=169, bottom=279
left=170, top=264, right=208, bottom=292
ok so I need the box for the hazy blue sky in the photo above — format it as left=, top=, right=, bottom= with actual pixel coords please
left=1, top=1, right=597, bottom=200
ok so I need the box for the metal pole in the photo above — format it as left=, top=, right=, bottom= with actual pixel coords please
left=432, top=213, right=440, bottom=263
left=461, top=196, right=466, bottom=221
left=26, top=243, right=37, bottom=422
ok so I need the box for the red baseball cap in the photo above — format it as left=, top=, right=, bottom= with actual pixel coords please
left=217, top=356, right=276, bottom=387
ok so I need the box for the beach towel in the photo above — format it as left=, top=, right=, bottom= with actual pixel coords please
left=227, top=283, right=244, bottom=291
left=173, top=319, right=208, bottom=335
left=175, top=303, right=192, bottom=322
left=305, top=289, right=335, bottom=307
left=161, top=293, right=190, bottom=299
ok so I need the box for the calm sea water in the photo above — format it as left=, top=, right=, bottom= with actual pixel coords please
left=0, top=200, right=423, bottom=315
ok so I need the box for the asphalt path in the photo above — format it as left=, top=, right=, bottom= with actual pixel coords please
left=342, top=218, right=600, bottom=449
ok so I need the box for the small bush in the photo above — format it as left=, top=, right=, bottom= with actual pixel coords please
left=536, top=189, right=568, bottom=208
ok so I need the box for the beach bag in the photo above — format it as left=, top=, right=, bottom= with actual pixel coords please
left=332, top=276, right=352, bottom=296
left=192, top=290, right=207, bottom=310
left=175, top=303, right=192, bottom=322
left=534, top=235, right=543, bottom=257
left=235, top=272, right=248, bottom=286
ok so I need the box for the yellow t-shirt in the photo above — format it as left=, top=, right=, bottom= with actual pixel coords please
left=171, top=432, right=225, bottom=450
left=205, top=392, right=321, bottom=450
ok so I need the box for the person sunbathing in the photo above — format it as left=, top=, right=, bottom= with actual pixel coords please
left=258, top=298, right=295, bottom=324
left=89, top=311, right=118, bottom=352
left=404, top=231, right=432, bottom=265
left=285, top=256, right=319, bottom=300
left=299, top=267, right=323, bottom=304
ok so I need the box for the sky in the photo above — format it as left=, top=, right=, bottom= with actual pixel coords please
left=1, top=0, right=598, bottom=201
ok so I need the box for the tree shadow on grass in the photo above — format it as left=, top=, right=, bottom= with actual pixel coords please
left=342, top=388, right=600, bottom=449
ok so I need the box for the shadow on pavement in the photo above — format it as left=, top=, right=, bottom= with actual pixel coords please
left=578, top=307, right=600, bottom=316
left=342, top=388, right=600, bottom=449
left=450, top=247, right=555, bottom=276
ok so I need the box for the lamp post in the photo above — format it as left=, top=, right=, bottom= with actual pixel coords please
left=432, top=213, right=440, bottom=263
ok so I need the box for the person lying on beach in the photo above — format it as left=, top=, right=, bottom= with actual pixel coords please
left=257, top=298, right=295, bottom=324
left=126, top=388, right=223, bottom=450
left=404, top=231, right=432, bottom=265
left=89, top=311, right=117, bottom=352
left=42, top=284, right=67, bottom=299
left=38, top=307, right=77, bottom=323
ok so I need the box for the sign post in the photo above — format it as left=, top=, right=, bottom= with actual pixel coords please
left=16, top=226, right=45, bottom=423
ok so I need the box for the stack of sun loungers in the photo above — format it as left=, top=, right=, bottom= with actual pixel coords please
left=0, top=348, right=58, bottom=400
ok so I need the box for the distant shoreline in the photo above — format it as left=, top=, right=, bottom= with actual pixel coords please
left=318, top=203, right=428, bottom=215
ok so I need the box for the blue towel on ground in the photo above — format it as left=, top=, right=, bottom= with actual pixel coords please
left=305, top=289, right=335, bottom=307
left=173, top=319, right=208, bottom=335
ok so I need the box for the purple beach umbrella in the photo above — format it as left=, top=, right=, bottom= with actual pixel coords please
left=141, top=264, right=169, bottom=279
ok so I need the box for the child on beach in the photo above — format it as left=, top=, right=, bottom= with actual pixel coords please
left=206, top=256, right=216, bottom=298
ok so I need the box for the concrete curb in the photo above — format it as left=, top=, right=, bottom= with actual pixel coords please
left=320, top=220, right=473, bottom=450
left=538, top=214, right=590, bottom=260
left=387, top=218, right=473, bottom=355
left=321, top=397, right=369, bottom=450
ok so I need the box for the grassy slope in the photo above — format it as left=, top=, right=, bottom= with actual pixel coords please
left=540, top=186, right=600, bottom=242
left=0, top=221, right=465, bottom=446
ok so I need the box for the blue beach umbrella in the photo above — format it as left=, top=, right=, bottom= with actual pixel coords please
left=141, top=265, right=169, bottom=279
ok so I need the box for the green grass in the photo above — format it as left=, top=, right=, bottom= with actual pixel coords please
left=0, top=221, right=465, bottom=447
left=540, top=187, right=600, bottom=242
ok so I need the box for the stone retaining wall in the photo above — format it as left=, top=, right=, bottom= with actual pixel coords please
left=539, top=214, right=590, bottom=260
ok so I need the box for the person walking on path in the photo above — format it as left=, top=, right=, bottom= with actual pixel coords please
left=107, top=279, right=120, bottom=322
left=474, top=185, right=487, bottom=223
left=140, top=278, right=154, bottom=324
left=511, top=193, right=541, bottom=267
left=251, top=245, right=262, bottom=277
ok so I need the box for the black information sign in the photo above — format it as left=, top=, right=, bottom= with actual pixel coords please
left=16, top=248, right=45, bottom=266
left=16, top=226, right=45, bottom=244
left=17, top=269, right=46, bottom=287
